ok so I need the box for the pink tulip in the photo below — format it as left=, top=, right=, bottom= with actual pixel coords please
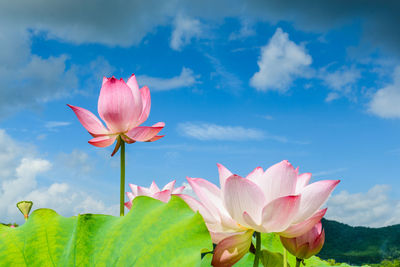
left=124, top=180, right=185, bottom=209
left=177, top=160, right=339, bottom=266
left=280, top=221, right=325, bottom=260
left=68, top=74, right=164, bottom=155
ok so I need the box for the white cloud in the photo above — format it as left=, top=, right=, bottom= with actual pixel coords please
left=170, top=14, right=202, bottom=51
left=229, top=18, right=256, bottom=40
left=0, top=129, right=117, bottom=224
left=319, top=66, right=361, bottom=102
left=1, top=0, right=400, bottom=56
left=312, top=167, right=347, bottom=178
left=206, top=54, right=243, bottom=92
left=177, top=122, right=309, bottom=144
left=45, top=121, right=71, bottom=130
left=250, top=28, right=312, bottom=92
left=326, top=185, right=400, bottom=227
left=57, top=149, right=94, bottom=175
left=369, top=65, right=400, bottom=118
left=178, top=122, right=265, bottom=141
left=0, top=24, right=78, bottom=117
left=137, top=67, right=198, bottom=91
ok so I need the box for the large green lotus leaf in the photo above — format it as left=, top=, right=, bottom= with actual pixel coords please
left=0, top=196, right=212, bottom=266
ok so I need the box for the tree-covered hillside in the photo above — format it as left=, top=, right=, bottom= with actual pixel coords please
left=319, top=218, right=400, bottom=265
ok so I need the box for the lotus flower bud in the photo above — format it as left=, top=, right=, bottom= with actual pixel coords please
left=280, top=221, right=325, bottom=260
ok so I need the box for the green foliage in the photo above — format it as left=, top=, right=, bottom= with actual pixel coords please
left=260, top=250, right=286, bottom=267
left=369, top=259, right=400, bottom=267
left=201, top=232, right=353, bottom=266
left=0, top=196, right=212, bottom=266
left=260, top=232, right=351, bottom=267
left=319, top=218, right=400, bottom=265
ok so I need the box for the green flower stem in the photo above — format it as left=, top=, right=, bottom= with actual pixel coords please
left=295, top=258, right=302, bottom=267
left=253, top=232, right=261, bottom=267
left=283, top=248, right=287, bottom=267
left=120, top=139, right=125, bottom=216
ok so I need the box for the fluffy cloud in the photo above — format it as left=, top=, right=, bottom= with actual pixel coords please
left=229, top=18, right=256, bottom=40
left=0, top=130, right=117, bottom=224
left=137, top=67, right=198, bottom=91
left=178, top=122, right=265, bottom=141
left=369, top=66, right=400, bottom=118
left=1, top=0, right=399, bottom=56
left=0, top=23, right=78, bottom=117
left=170, top=14, right=203, bottom=51
left=320, top=66, right=361, bottom=102
left=326, top=185, right=400, bottom=227
left=250, top=28, right=312, bottom=92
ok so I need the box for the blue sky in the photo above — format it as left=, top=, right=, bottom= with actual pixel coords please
left=1, top=0, right=400, bottom=227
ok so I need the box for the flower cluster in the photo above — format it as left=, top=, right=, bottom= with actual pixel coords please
left=69, top=73, right=339, bottom=266
left=128, top=160, right=339, bottom=266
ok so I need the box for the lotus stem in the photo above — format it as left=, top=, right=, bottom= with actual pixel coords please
left=120, top=138, right=125, bottom=216
left=253, top=232, right=261, bottom=267
left=296, top=258, right=302, bottom=267
left=283, top=248, right=287, bottom=267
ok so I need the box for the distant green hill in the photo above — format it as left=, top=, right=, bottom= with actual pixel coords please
left=319, top=218, right=400, bottom=265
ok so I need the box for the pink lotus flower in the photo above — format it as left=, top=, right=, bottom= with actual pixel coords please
left=177, top=160, right=339, bottom=266
left=68, top=74, right=164, bottom=155
left=125, top=180, right=185, bottom=209
left=280, top=221, right=325, bottom=260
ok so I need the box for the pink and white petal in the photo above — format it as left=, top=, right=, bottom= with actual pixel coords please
left=208, top=230, right=241, bottom=244
left=211, top=230, right=254, bottom=267
left=294, top=180, right=340, bottom=223
left=279, top=209, right=327, bottom=238
left=242, top=212, right=265, bottom=233
left=217, top=163, right=233, bottom=190
left=102, top=76, right=111, bottom=85
left=146, top=135, right=164, bottom=142
left=187, top=177, right=224, bottom=220
left=126, top=124, right=164, bottom=142
left=67, top=104, right=109, bottom=135
left=149, top=181, right=160, bottom=194
left=126, top=191, right=136, bottom=202
left=162, top=180, right=176, bottom=191
left=129, top=184, right=138, bottom=196
left=219, top=213, right=244, bottom=232
left=98, top=77, right=139, bottom=133
left=246, top=166, right=264, bottom=184
left=124, top=201, right=132, bottom=210
left=258, top=160, right=298, bottom=203
left=110, top=137, right=121, bottom=157
left=153, top=190, right=171, bottom=203
left=172, top=186, right=185, bottom=194
left=137, top=86, right=151, bottom=125
left=88, top=135, right=117, bottom=147
left=137, top=186, right=152, bottom=197
left=121, top=134, right=135, bottom=144
left=309, top=229, right=325, bottom=256
left=176, top=194, right=218, bottom=225
left=296, top=173, right=312, bottom=194
left=296, top=222, right=321, bottom=247
left=260, top=195, right=301, bottom=232
left=152, top=122, right=165, bottom=127
left=126, top=74, right=143, bottom=127
left=279, top=236, right=298, bottom=256
left=223, top=175, right=266, bottom=226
